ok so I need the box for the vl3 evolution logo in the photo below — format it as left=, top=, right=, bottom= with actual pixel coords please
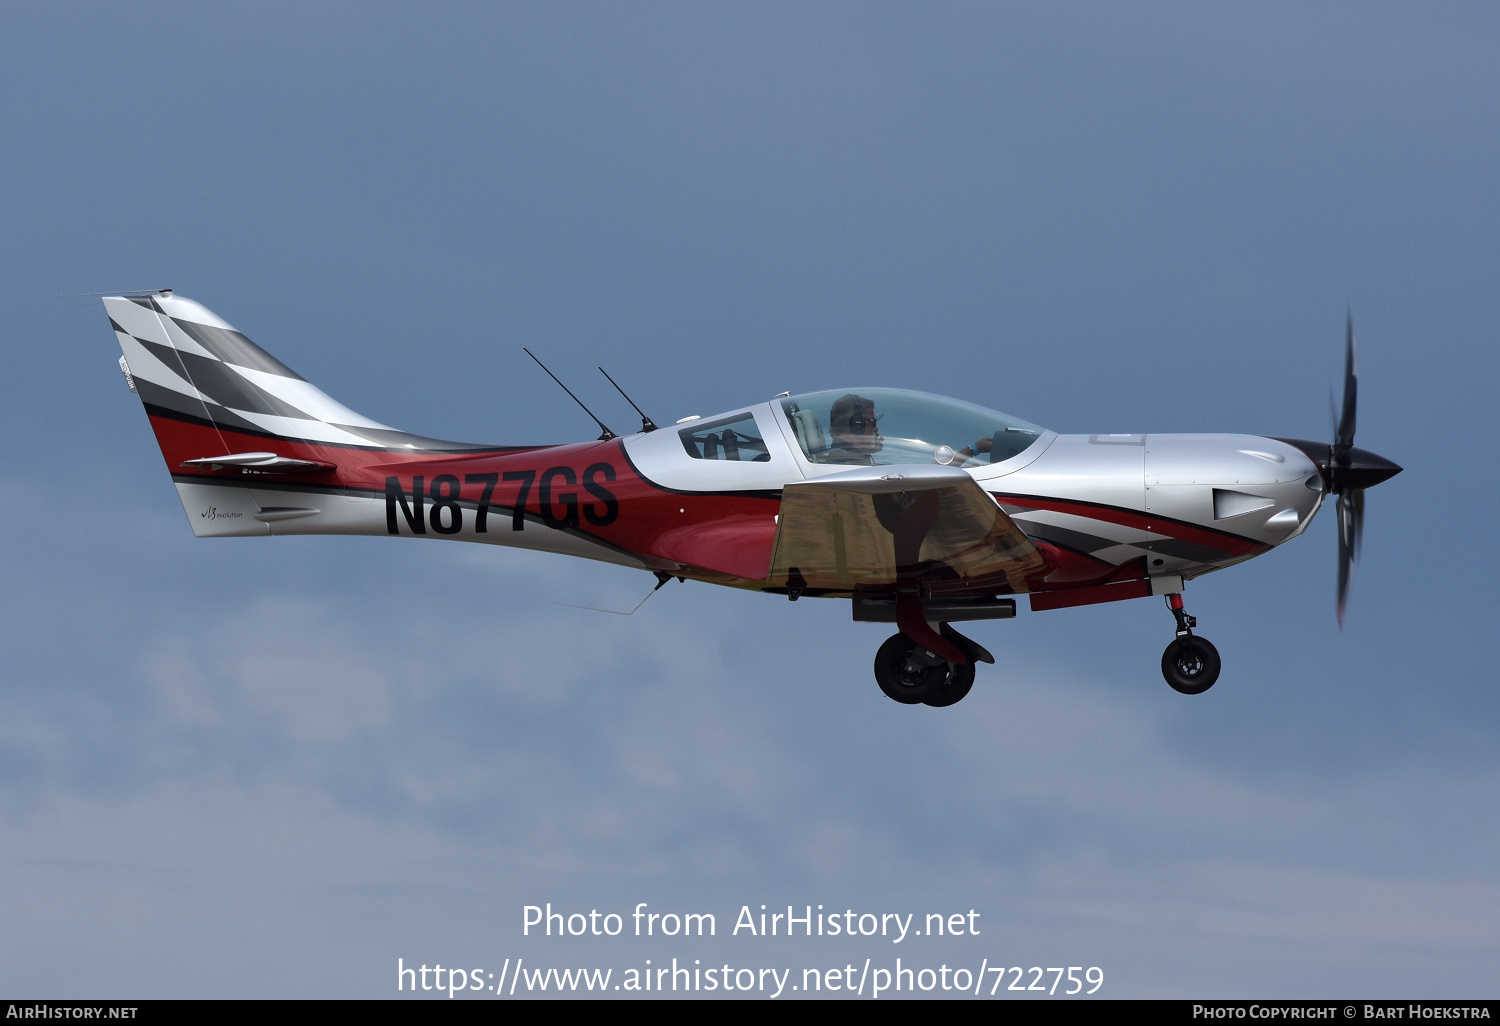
left=201, top=506, right=244, bottom=520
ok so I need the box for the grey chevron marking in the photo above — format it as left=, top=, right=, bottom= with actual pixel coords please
left=168, top=316, right=305, bottom=379
left=135, top=340, right=316, bottom=421
left=1017, top=520, right=1118, bottom=555
left=134, top=381, right=267, bottom=436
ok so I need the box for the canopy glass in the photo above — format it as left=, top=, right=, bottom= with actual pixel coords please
left=780, top=388, right=1046, bottom=468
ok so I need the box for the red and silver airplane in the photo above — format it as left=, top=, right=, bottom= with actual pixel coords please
left=105, top=291, right=1400, bottom=707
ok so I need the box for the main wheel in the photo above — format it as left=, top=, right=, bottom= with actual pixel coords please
left=1161, top=636, right=1221, bottom=694
left=923, top=661, right=976, bottom=707
left=874, top=633, right=960, bottom=705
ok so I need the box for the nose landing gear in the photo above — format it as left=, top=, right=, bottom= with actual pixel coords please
left=1161, top=593, right=1220, bottom=694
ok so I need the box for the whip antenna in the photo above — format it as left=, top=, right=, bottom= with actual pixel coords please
left=598, top=366, right=657, bottom=432
left=523, top=348, right=616, bottom=441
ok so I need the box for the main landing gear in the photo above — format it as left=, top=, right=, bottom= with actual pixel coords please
left=1160, top=593, right=1220, bottom=695
left=873, top=624, right=991, bottom=707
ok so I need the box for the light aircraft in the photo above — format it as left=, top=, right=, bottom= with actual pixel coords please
left=104, top=291, right=1400, bottom=707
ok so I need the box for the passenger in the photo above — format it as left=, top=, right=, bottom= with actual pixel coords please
left=822, top=393, right=883, bottom=464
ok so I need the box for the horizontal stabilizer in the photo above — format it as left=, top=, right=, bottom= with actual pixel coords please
left=180, top=452, right=334, bottom=472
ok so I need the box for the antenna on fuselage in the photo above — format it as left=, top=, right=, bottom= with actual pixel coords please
left=598, top=366, right=657, bottom=432
left=523, top=348, right=616, bottom=441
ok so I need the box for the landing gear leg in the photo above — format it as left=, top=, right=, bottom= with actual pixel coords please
left=1160, top=593, right=1220, bottom=695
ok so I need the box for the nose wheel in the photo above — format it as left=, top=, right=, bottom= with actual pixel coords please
left=1161, top=594, right=1220, bottom=694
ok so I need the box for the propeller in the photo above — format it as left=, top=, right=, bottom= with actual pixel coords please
left=1276, top=314, right=1401, bottom=626
left=1327, top=313, right=1400, bottom=626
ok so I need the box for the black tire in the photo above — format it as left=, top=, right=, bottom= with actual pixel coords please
left=923, top=661, right=976, bottom=707
left=874, top=633, right=960, bottom=705
left=1161, top=636, right=1221, bottom=694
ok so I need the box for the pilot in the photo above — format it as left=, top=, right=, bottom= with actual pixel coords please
left=823, top=393, right=883, bottom=464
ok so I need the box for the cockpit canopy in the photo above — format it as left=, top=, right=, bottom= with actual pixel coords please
left=779, top=388, right=1046, bottom=468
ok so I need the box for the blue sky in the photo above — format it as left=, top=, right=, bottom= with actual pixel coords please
left=2, top=2, right=1496, bottom=998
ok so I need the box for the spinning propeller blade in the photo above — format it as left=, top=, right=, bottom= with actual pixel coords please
left=1326, top=315, right=1397, bottom=627
left=1335, top=312, right=1358, bottom=460
left=1335, top=488, right=1364, bottom=627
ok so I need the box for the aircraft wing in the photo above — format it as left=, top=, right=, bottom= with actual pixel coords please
left=767, top=465, right=1044, bottom=592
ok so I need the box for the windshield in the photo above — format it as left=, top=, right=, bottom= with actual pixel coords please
left=780, top=388, right=1046, bottom=467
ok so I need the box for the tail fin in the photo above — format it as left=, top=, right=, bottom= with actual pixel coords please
left=106, top=291, right=504, bottom=536
left=105, top=291, right=495, bottom=456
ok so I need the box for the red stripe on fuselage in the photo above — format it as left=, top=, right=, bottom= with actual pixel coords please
left=363, top=438, right=780, bottom=582
left=149, top=410, right=779, bottom=583
left=1030, top=579, right=1152, bottom=611
left=989, top=492, right=1263, bottom=556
